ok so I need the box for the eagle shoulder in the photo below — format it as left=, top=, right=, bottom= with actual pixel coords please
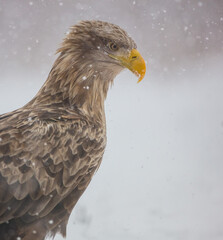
left=0, top=108, right=106, bottom=225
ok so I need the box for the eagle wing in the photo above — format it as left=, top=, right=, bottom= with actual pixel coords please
left=0, top=107, right=105, bottom=234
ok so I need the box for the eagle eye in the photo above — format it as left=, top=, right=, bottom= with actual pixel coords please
left=108, top=42, right=119, bottom=51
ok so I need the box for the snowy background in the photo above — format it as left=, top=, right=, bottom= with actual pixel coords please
left=1, top=0, right=223, bottom=239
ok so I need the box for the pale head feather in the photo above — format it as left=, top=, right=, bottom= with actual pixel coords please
left=28, top=20, right=137, bottom=123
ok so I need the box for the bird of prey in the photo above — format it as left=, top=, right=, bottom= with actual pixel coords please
left=0, top=20, right=146, bottom=240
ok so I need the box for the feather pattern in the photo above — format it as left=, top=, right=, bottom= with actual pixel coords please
left=0, top=20, right=138, bottom=239
left=0, top=107, right=106, bottom=238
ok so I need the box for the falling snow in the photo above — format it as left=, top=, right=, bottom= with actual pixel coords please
left=0, top=1, right=223, bottom=240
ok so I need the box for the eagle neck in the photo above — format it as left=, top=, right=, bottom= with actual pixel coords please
left=27, top=52, right=114, bottom=124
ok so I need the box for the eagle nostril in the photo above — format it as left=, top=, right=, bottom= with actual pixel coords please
left=132, top=56, right=137, bottom=59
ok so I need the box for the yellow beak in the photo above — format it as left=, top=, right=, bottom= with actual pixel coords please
left=113, top=49, right=146, bottom=83
left=126, top=49, right=146, bottom=83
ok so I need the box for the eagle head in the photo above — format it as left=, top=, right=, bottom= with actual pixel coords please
left=59, top=20, right=146, bottom=84
left=33, top=20, right=146, bottom=121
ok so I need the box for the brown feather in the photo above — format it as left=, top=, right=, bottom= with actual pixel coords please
left=0, top=20, right=137, bottom=239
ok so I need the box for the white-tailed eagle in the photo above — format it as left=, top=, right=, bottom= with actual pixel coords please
left=0, top=20, right=146, bottom=240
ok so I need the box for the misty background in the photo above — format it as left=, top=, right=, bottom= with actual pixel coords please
left=0, top=0, right=223, bottom=239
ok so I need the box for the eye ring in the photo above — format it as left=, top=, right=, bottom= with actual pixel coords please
left=109, top=42, right=119, bottom=51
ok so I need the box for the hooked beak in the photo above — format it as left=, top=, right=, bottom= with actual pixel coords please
left=110, top=49, right=146, bottom=83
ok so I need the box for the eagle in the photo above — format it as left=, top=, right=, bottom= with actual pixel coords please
left=0, top=20, right=146, bottom=240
